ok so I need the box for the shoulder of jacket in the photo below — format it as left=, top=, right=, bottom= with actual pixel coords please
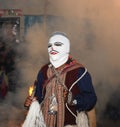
left=41, top=63, right=49, bottom=71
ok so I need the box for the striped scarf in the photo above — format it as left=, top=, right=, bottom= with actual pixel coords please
left=41, top=60, right=82, bottom=127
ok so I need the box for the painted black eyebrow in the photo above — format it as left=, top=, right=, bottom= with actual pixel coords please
left=48, top=42, right=63, bottom=48
left=54, top=42, right=63, bottom=44
left=48, top=43, right=52, bottom=48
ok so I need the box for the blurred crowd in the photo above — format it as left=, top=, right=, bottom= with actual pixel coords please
left=0, top=39, right=16, bottom=99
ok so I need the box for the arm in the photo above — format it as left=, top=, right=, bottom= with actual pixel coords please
left=24, top=70, right=44, bottom=108
left=74, top=68, right=97, bottom=112
left=34, top=71, right=44, bottom=103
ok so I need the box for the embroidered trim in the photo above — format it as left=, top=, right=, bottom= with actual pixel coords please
left=66, top=68, right=88, bottom=118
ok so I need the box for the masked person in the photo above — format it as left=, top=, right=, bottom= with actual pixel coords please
left=23, top=32, right=97, bottom=127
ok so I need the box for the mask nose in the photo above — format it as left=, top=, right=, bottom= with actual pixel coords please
left=51, top=44, right=56, bottom=51
left=51, top=47, right=54, bottom=51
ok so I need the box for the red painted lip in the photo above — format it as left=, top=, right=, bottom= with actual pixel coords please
left=50, top=50, right=58, bottom=55
left=50, top=51, right=58, bottom=55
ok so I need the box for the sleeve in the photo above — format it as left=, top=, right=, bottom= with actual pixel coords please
left=34, top=70, right=44, bottom=103
left=74, top=68, right=97, bottom=112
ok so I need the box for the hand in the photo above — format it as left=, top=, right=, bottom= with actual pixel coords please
left=24, top=96, right=37, bottom=108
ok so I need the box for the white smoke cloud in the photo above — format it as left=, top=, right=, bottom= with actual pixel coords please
left=0, top=0, right=120, bottom=126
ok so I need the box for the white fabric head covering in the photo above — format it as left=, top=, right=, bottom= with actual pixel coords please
left=48, top=32, right=70, bottom=68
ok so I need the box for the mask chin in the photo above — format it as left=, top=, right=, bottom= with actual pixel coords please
left=49, top=53, right=69, bottom=68
left=49, top=54, right=60, bottom=61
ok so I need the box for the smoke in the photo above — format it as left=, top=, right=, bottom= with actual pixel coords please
left=17, top=24, right=48, bottom=89
left=0, top=0, right=120, bottom=126
left=45, top=2, right=120, bottom=121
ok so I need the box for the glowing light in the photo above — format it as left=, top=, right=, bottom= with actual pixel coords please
left=28, top=85, right=34, bottom=96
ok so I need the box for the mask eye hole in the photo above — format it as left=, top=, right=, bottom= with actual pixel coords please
left=48, top=43, right=52, bottom=48
left=54, top=42, right=63, bottom=46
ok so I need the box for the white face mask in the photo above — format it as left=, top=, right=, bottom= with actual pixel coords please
left=48, top=34, right=70, bottom=68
